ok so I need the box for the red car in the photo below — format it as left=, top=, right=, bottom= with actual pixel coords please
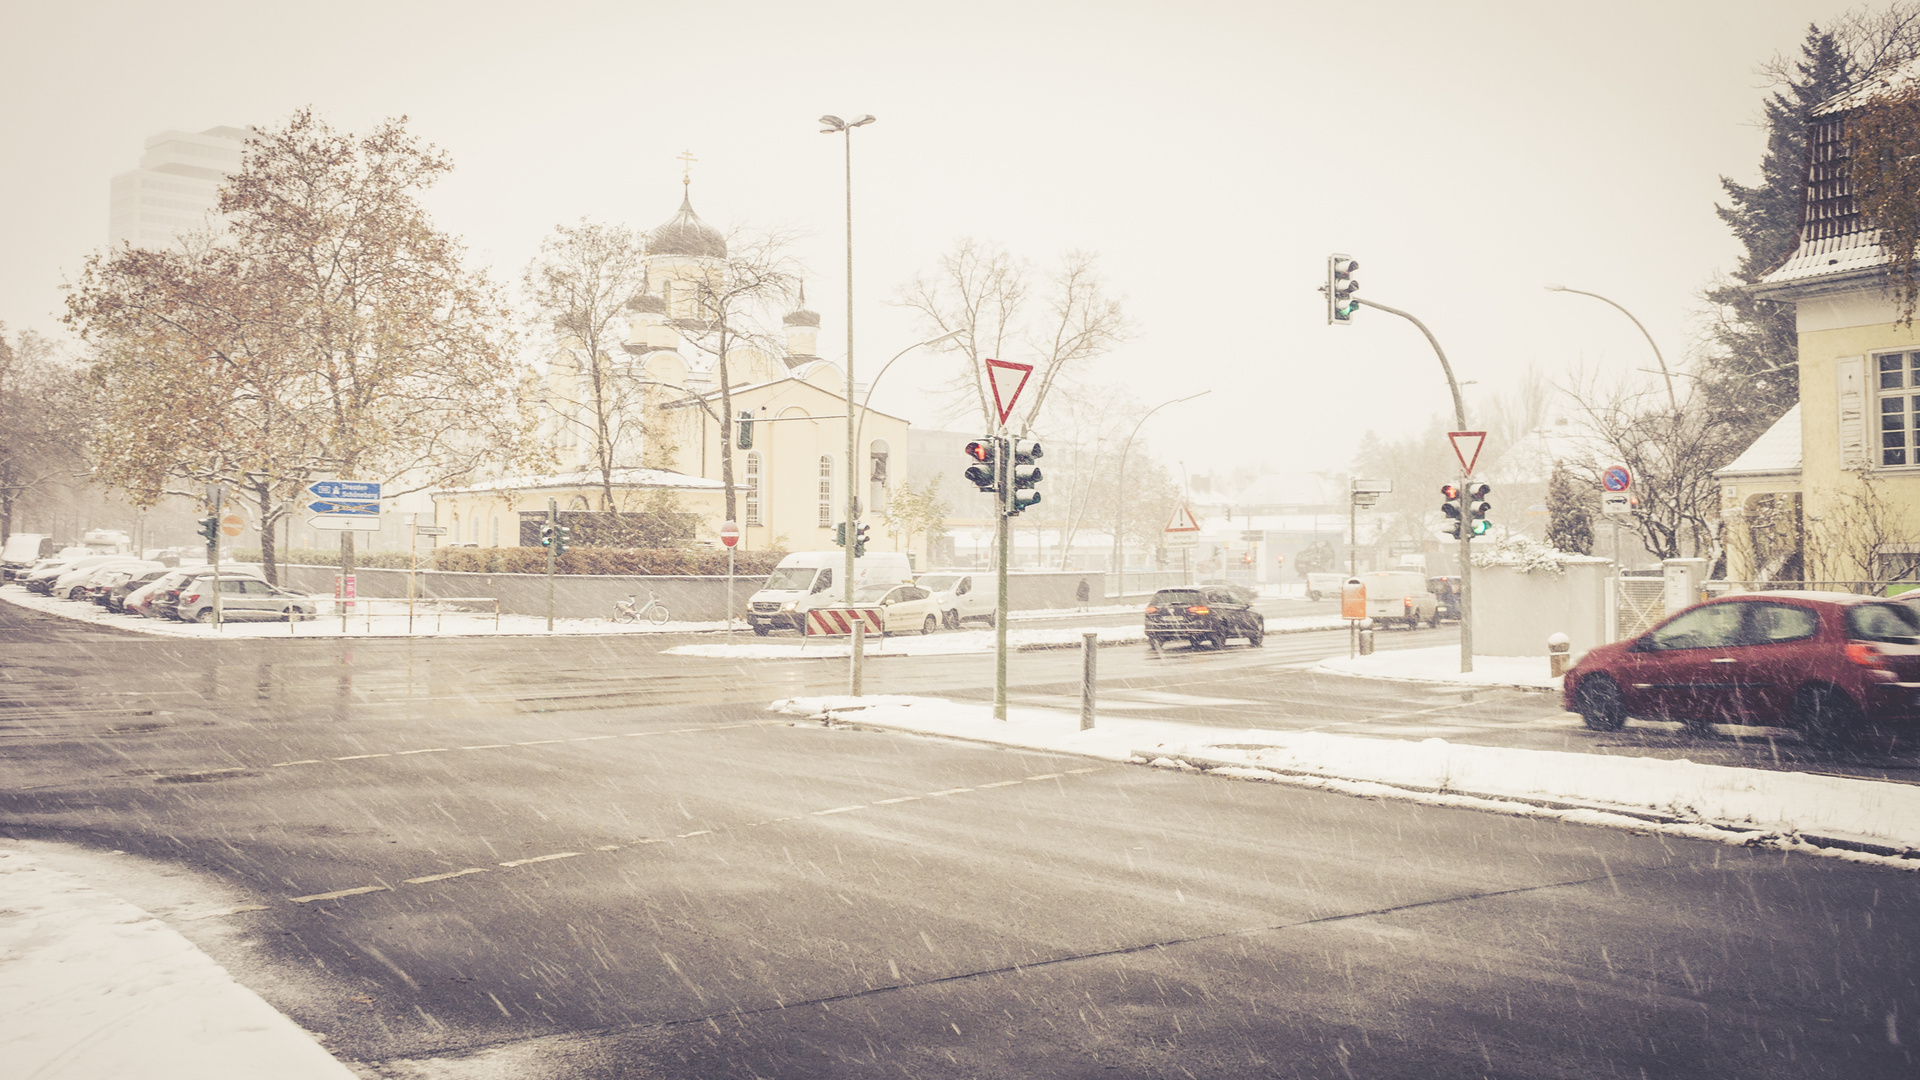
left=1563, top=591, right=1920, bottom=747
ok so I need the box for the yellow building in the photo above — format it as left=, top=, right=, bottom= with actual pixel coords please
left=1732, top=64, right=1920, bottom=584
left=433, top=185, right=910, bottom=552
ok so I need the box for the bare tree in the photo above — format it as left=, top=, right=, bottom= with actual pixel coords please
left=0, top=325, right=89, bottom=543
left=523, top=219, right=648, bottom=511
left=898, top=240, right=1130, bottom=434
left=1805, top=474, right=1916, bottom=583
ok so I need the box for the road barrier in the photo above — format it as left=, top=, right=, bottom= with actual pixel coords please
left=804, top=607, right=883, bottom=638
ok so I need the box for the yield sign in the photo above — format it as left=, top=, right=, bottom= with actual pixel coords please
left=985, top=358, right=1034, bottom=427
left=1165, top=503, right=1201, bottom=533
left=1448, top=430, right=1488, bottom=476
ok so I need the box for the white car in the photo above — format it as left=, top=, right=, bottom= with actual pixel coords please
left=914, top=571, right=995, bottom=628
left=52, top=559, right=159, bottom=600
left=852, top=583, right=942, bottom=636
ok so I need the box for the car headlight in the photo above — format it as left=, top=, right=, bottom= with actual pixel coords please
left=781, top=601, right=797, bottom=612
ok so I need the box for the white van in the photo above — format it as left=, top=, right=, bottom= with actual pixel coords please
left=1361, top=570, right=1438, bottom=629
left=914, top=570, right=995, bottom=628
left=1, top=534, right=54, bottom=579
left=747, top=551, right=913, bottom=634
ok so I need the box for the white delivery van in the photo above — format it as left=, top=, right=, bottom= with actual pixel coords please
left=1, top=534, right=55, bottom=579
left=746, top=551, right=913, bottom=634
left=914, top=569, right=996, bottom=629
left=1361, top=570, right=1438, bottom=629
left=1304, top=572, right=1347, bottom=601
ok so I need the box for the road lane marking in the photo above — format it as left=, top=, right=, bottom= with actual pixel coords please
left=498, top=852, right=582, bottom=867
left=271, top=759, right=321, bottom=767
left=812, top=806, right=866, bottom=815
left=593, top=844, right=622, bottom=850
left=291, top=885, right=390, bottom=903
left=677, top=830, right=713, bottom=837
left=977, top=781, right=1021, bottom=789
left=333, top=753, right=391, bottom=760
left=1064, top=768, right=1101, bottom=774
left=515, top=739, right=566, bottom=746
left=462, top=744, right=513, bottom=749
left=403, top=868, right=490, bottom=885
left=395, top=748, right=450, bottom=755
left=928, top=788, right=973, bottom=796
left=873, top=796, right=920, bottom=804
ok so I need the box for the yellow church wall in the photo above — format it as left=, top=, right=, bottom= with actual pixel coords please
left=1796, top=316, right=1920, bottom=579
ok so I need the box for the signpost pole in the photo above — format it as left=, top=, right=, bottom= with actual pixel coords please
left=545, top=498, right=557, bottom=633
left=210, top=486, right=223, bottom=632
left=409, top=516, right=418, bottom=635
left=720, top=520, right=740, bottom=645
left=995, top=431, right=1010, bottom=721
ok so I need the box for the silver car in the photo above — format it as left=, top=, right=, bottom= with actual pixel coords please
left=174, top=574, right=318, bottom=623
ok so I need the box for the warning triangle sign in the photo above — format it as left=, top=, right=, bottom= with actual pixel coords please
left=985, top=358, right=1034, bottom=426
left=1164, top=503, right=1201, bottom=533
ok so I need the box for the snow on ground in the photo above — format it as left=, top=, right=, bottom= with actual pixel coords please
left=0, top=848, right=355, bottom=1079
left=1319, top=643, right=1562, bottom=689
left=771, top=693, right=1920, bottom=868
left=0, top=585, right=723, bottom=638
left=669, top=614, right=1351, bottom=659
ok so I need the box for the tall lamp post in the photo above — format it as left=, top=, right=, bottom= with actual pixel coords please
left=1544, top=284, right=1678, bottom=414
left=1111, top=391, right=1209, bottom=600
left=821, top=112, right=875, bottom=694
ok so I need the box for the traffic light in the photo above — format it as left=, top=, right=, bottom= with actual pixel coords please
left=736, top=410, right=754, bottom=449
left=1466, top=483, right=1492, bottom=536
left=555, top=524, right=571, bottom=556
left=1327, top=254, right=1360, bottom=324
left=854, top=523, right=870, bottom=557
left=539, top=522, right=556, bottom=548
left=1439, top=484, right=1463, bottom=539
left=834, top=522, right=847, bottom=547
left=197, top=516, right=220, bottom=543
left=1008, top=440, right=1043, bottom=515
left=963, top=439, right=998, bottom=493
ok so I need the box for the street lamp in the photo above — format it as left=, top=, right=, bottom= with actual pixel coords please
left=854, top=329, right=966, bottom=456
left=1544, top=284, right=1678, bottom=414
left=1111, top=391, right=1209, bottom=599
left=821, top=112, right=875, bottom=693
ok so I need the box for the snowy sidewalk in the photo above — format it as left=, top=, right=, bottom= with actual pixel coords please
left=0, top=847, right=355, bottom=1079
left=771, top=692, right=1920, bottom=870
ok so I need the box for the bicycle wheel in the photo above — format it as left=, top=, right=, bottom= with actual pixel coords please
left=647, top=603, right=670, bottom=625
left=613, top=608, right=637, bottom=624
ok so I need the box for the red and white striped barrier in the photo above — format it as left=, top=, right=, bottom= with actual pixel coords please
left=805, top=606, right=883, bottom=637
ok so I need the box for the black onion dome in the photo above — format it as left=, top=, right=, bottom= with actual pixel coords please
left=625, top=292, right=666, bottom=314
left=783, top=280, right=820, bottom=327
left=646, top=192, right=727, bottom=259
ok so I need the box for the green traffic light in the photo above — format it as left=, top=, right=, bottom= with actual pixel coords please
left=1470, top=519, right=1492, bottom=536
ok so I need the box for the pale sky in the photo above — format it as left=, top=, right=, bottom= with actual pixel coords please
left=0, top=0, right=1864, bottom=480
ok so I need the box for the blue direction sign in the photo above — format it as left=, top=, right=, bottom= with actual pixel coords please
left=307, top=480, right=382, bottom=500
left=308, top=500, right=381, bottom=516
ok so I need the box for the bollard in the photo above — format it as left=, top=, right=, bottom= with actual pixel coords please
left=1548, top=632, right=1571, bottom=678
left=1358, top=616, right=1375, bottom=656
left=1081, top=632, right=1098, bottom=730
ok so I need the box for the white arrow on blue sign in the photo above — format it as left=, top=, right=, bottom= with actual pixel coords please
left=307, top=480, right=382, bottom=500
left=308, top=500, right=381, bottom=516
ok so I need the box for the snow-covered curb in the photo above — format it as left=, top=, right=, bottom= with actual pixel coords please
left=0, top=585, right=722, bottom=638
left=0, top=847, right=355, bottom=1078
left=770, top=694, right=1920, bottom=870
left=669, top=614, right=1352, bottom=659
left=1318, top=644, right=1562, bottom=690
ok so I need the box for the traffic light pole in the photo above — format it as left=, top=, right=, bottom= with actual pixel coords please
left=1353, top=298, right=1474, bottom=672
left=995, top=433, right=1010, bottom=721
left=545, top=498, right=557, bottom=632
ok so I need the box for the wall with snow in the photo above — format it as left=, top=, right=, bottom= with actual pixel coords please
left=1472, top=561, right=1610, bottom=657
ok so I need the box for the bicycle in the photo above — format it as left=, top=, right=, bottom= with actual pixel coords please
left=612, top=590, right=671, bottom=625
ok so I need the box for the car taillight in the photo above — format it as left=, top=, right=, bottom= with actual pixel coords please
left=1845, top=641, right=1892, bottom=670
left=1144, top=605, right=1159, bottom=614
left=181, top=591, right=200, bottom=604
left=1403, top=596, right=1413, bottom=612
left=1187, top=605, right=1210, bottom=615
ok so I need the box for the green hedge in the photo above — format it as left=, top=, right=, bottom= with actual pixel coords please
left=243, top=546, right=786, bottom=576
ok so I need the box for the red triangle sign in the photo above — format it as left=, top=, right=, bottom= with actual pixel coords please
left=985, top=358, right=1034, bottom=427
left=1165, top=503, right=1201, bottom=532
left=1448, top=431, right=1487, bottom=475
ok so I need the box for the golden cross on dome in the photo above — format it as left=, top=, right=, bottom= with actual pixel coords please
left=677, top=150, right=697, bottom=186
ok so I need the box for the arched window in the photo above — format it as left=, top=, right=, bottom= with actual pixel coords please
left=568, top=495, right=590, bottom=511
left=818, top=455, right=834, bottom=528
left=470, top=513, right=480, bottom=544
left=869, top=438, right=892, bottom=516
left=490, top=516, right=500, bottom=547
left=745, top=452, right=763, bottom=526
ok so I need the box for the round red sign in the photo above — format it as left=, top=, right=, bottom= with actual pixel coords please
left=719, top=520, right=741, bottom=548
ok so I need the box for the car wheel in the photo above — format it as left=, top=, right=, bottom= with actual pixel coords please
left=189, top=607, right=214, bottom=624
left=1247, top=622, right=1265, bottom=647
left=1574, top=675, right=1627, bottom=732
left=1307, top=590, right=1321, bottom=602
left=67, top=587, right=87, bottom=600
left=922, top=614, right=938, bottom=635
left=1793, top=684, right=1862, bottom=749
left=941, top=609, right=959, bottom=629
left=1208, top=631, right=1228, bottom=650
left=1426, top=609, right=1440, bottom=629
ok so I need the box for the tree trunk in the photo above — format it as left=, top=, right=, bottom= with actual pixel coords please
left=716, top=322, right=737, bottom=524
left=253, top=478, right=278, bottom=585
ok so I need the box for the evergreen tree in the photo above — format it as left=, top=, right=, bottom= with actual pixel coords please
left=1700, top=28, right=1854, bottom=434
left=1545, top=460, right=1594, bottom=556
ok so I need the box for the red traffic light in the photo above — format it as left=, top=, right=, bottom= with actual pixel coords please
left=1440, top=484, right=1460, bottom=500
left=965, top=440, right=995, bottom=462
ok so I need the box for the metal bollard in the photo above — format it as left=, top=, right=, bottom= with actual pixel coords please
left=1548, top=632, right=1571, bottom=677
left=1081, top=632, right=1098, bottom=730
left=1358, top=616, right=1375, bottom=656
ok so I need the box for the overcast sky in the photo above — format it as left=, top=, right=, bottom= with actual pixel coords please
left=0, top=0, right=1864, bottom=482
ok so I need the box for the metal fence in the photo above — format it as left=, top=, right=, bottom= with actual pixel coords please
left=1703, top=580, right=1919, bottom=598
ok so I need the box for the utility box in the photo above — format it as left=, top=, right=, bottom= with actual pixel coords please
left=1663, top=558, right=1709, bottom=615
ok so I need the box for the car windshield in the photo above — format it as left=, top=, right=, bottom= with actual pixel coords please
left=917, top=575, right=958, bottom=592
left=763, top=567, right=818, bottom=591
left=1847, top=603, right=1920, bottom=643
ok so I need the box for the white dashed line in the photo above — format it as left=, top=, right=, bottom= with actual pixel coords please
left=497, top=852, right=582, bottom=868
left=290, top=884, right=390, bottom=903
left=515, top=739, right=566, bottom=746
left=977, top=780, right=1021, bottom=789
left=812, top=805, right=866, bottom=815
left=873, top=796, right=921, bottom=804
left=461, top=744, right=512, bottom=750
left=333, top=753, right=390, bottom=761
left=677, top=829, right=714, bottom=838
left=1063, top=768, right=1100, bottom=775
left=271, top=760, right=321, bottom=767
left=395, top=748, right=450, bottom=756
left=1026, top=773, right=1062, bottom=781
left=403, top=868, right=490, bottom=885
left=928, top=788, right=974, bottom=796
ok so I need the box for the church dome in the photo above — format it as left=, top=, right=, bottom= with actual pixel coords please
left=647, top=192, right=727, bottom=260
left=783, top=280, right=820, bottom=327
left=625, top=292, right=666, bottom=315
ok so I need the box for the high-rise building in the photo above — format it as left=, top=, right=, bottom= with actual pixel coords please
left=107, top=126, right=250, bottom=249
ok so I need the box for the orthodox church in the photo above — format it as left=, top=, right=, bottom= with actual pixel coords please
left=432, top=180, right=910, bottom=553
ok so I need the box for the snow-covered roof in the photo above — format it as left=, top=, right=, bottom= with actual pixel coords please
left=432, top=467, right=724, bottom=496
left=1756, top=231, right=1887, bottom=288
left=1815, top=57, right=1920, bottom=116
left=1713, top=404, right=1801, bottom=480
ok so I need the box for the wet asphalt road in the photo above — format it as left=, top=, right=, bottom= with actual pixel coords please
left=3, top=598, right=1918, bottom=1078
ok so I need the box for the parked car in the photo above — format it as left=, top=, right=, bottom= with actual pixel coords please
left=1360, top=570, right=1439, bottom=629
left=173, top=573, right=317, bottom=623
left=914, top=571, right=995, bottom=628
left=133, top=566, right=214, bottom=619
left=104, top=568, right=173, bottom=613
left=51, top=558, right=158, bottom=600
left=1145, top=586, right=1265, bottom=650
left=851, top=583, right=941, bottom=636
left=1563, top=591, right=1920, bottom=747
left=21, top=554, right=123, bottom=595
left=1, top=533, right=55, bottom=579
left=1429, top=575, right=1462, bottom=621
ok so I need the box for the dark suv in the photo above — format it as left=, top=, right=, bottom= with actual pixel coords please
left=1145, top=586, right=1264, bottom=650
